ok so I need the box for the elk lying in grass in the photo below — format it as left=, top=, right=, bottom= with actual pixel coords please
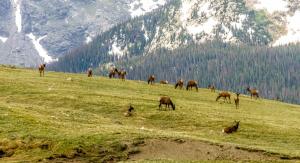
left=246, top=87, right=259, bottom=99
left=159, top=96, right=175, bottom=110
left=87, top=68, right=93, bottom=77
left=216, top=92, right=231, bottom=103
left=118, top=70, right=127, bottom=81
left=186, top=80, right=198, bottom=92
left=124, top=105, right=134, bottom=117
left=38, top=64, right=46, bottom=77
left=148, top=75, right=155, bottom=85
left=160, top=80, right=168, bottom=84
left=222, top=121, right=240, bottom=134
left=109, top=68, right=119, bottom=78
left=208, top=84, right=215, bottom=92
left=234, top=93, right=240, bottom=109
left=175, top=79, right=184, bottom=89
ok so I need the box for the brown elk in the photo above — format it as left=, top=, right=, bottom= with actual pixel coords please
left=148, top=75, right=155, bottom=85
left=159, top=96, right=175, bottom=110
left=160, top=80, right=168, bottom=84
left=175, top=79, right=184, bottom=89
left=124, top=105, right=134, bottom=117
left=208, top=84, right=215, bottom=92
left=87, top=68, right=93, bottom=77
left=186, top=80, right=198, bottom=92
left=234, top=93, right=240, bottom=109
left=109, top=68, right=119, bottom=78
left=222, top=121, right=240, bottom=134
left=118, top=70, right=127, bottom=81
left=38, top=64, right=46, bottom=77
left=246, top=87, right=259, bottom=99
left=216, top=92, right=231, bottom=103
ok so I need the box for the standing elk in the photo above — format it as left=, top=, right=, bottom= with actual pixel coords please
left=234, top=93, right=240, bottom=109
left=159, top=96, right=175, bottom=110
left=186, top=80, right=198, bottom=92
left=109, top=68, right=119, bottom=78
left=118, top=70, right=127, bottom=81
left=175, top=79, right=184, bottom=89
left=222, top=121, right=240, bottom=134
left=87, top=68, right=93, bottom=77
left=208, top=84, right=215, bottom=92
left=216, top=92, right=231, bottom=103
left=148, top=75, right=155, bottom=85
left=246, top=87, right=259, bottom=99
left=38, top=64, right=46, bottom=77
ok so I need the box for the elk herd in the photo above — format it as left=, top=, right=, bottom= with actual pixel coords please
left=38, top=64, right=261, bottom=134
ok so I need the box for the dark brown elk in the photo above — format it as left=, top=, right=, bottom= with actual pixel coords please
left=222, top=121, right=240, bottom=134
left=186, top=80, right=198, bottom=91
left=246, top=87, right=259, bottom=99
left=160, top=80, right=168, bottom=84
left=234, top=93, right=240, bottom=109
left=175, top=79, right=184, bottom=89
left=148, top=75, right=155, bottom=85
left=159, top=96, right=175, bottom=110
left=87, top=68, right=93, bottom=77
left=216, top=92, right=231, bottom=103
left=124, top=105, right=134, bottom=117
left=208, top=84, right=215, bottom=92
left=109, top=68, right=119, bottom=78
left=118, top=70, right=127, bottom=81
left=38, top=64, right=46, bottom=77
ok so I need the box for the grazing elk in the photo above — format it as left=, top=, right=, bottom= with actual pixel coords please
left=160, top=80, right=168, bottom=84
left=38, top=64, right=46, bottom=77
left=124, top=105, right=134, bottom=117
left=118, top=70, right=127, bottom=81
left=87, top=68, right=93, bottom=77
left=222, top=121, right=240, bottom=134
left=159, top=96, right=175, bottom=110
left=109, top=68, right=119, bottom=78
left=208, top=84, right=215, bottom=92
left=186, top=80, right=198, bottom=92
left=234, top=93, right=240, bottom=109
left=216, top=92, right=231, bottom=103
left=246, top=87, right=259, bottom=99
left=175, top=79, right=184, bottom=89
left=148, top=75, right=155, bottom=85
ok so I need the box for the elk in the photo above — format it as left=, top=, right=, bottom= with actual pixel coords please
left=222, top=121, right=240, bottom=134
left=160, top=80, right=168, bottom=84
left=148, top=75, right=155, bottom=85
left=118, top=70, right=127, bottom=81
left=159, top=96, right=175, bottom=110
left=208, top=84, right=215, bottom=92
left=186, top=80, right=198, bottom=92
left=216, top=92, right=231, bottom=103
left=175, top=79, right=184, bottom=89
left=109, top=68, right=119, bottom=78
left=38, top=64, right=46, bottom=77
left=87, top=68, right=93, bottom=77
left=124, top=105, right=134, bottom=117
left=246, top=87, right=259, bottom=99
left=234, top=93, right=240, bottom=109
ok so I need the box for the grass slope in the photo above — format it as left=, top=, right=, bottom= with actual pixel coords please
left=0, top=66, right=300, bottom=162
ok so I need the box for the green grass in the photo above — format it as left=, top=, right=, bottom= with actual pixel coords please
left=0, top=65, right=300, bottom=162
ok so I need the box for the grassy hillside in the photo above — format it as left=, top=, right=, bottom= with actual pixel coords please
left=0, top=65, right=300, bottom=162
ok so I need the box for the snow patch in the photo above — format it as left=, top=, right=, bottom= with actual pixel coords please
left=27, top=33, right=57, bottom=63
left=108, top=40, right=126, bottom=58
left=231, top=15, right=246, bottom=29
left=13, top=0, right=22, bottom=33
left=252, top=0, right=288, bottom=13
left=129, top=0, right=166, bottom=18
left=0, top=36, right=8, bottom=43
left=85, top=36, right=92, bottom=44
left=273, top=11, right=300, bottom=46
left=186, top=17, right=218, bottom=35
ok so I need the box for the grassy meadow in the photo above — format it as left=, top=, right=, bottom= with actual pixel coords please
left=0, top=65, right=299, bottom=162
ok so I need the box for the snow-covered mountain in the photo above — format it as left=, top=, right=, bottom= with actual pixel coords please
left=0, top=0, right=167, bottom=67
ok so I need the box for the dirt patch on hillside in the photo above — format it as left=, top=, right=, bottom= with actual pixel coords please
left=129, top=138, right=292, bottom=161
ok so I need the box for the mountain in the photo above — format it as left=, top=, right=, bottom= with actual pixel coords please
left=0, top=0, right=167, bottom=67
